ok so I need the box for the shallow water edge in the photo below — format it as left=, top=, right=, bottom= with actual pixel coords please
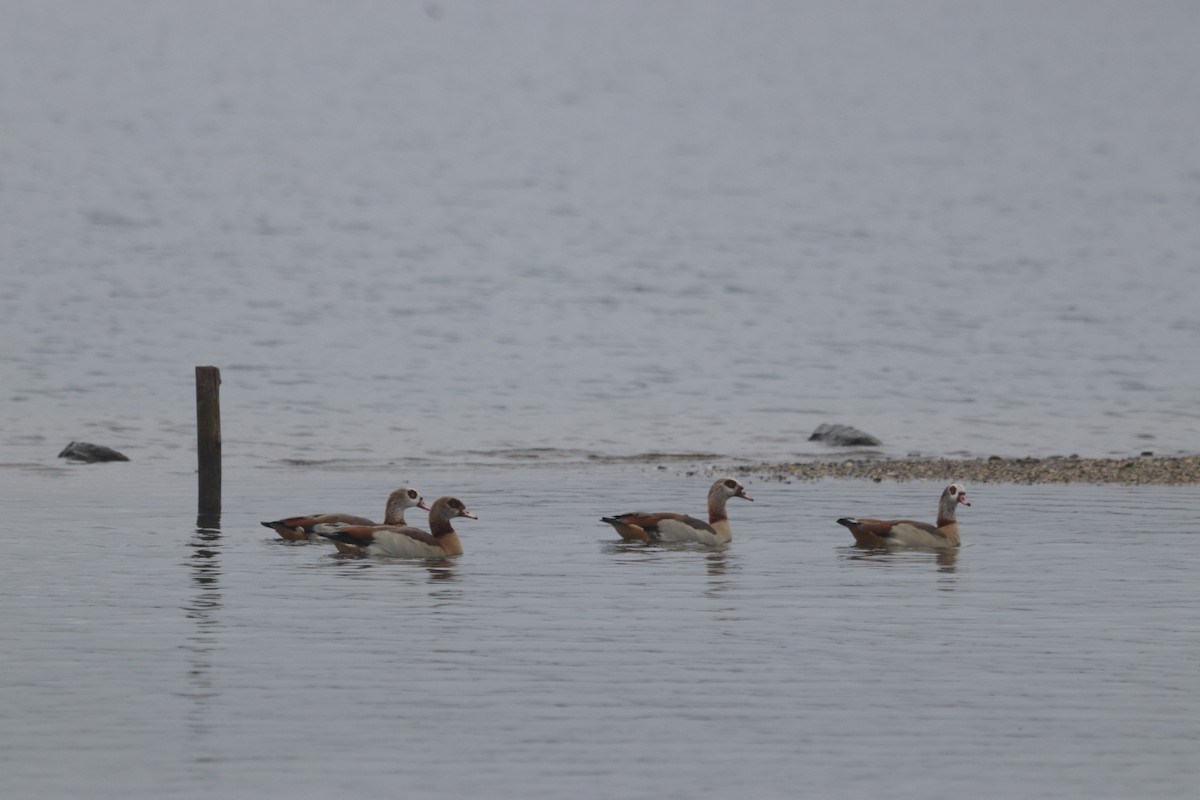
left=14, top=452, right=1200, bottom=486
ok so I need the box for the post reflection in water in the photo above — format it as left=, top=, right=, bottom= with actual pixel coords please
left=184, top=514, right=223, bottom=773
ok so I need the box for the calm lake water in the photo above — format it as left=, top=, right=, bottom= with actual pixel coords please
left=4, top=463, right=1199, bottom=799
left=2, top=1, right=1199, bottom=798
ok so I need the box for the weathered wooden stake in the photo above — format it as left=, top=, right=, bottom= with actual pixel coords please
left=196, top=366, right=222, bottom=516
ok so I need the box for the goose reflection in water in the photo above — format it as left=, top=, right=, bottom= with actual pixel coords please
left=843, top=545, right=959, bottom=580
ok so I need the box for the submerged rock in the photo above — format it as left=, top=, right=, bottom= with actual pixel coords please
left=808, top=423, right=882, bottom=447
left=58, top=441, right=130, bottom=463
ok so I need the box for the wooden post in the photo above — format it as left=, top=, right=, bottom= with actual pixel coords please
left=196, top=366, right=222, bottom=517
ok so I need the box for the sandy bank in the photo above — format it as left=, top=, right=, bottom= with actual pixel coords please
left=735, top=455, right=1200, bottom=485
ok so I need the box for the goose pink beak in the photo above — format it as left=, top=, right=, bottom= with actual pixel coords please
left=958, top=493, right=971, bottom=507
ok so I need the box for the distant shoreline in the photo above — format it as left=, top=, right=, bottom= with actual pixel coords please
left=734, top=455, right=1200, bottom=485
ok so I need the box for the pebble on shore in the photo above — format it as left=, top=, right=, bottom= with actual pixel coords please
left=736, top=455, right=1200, bottom=486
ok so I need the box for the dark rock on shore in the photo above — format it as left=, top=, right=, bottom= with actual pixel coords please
left=808, top=423, right=882, bottom=447
left=58, top=441, right=130, bottom=463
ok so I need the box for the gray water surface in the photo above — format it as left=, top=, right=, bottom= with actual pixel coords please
left=3, top=463, right=1199, bottom=799
left=2, top=0, right=1199, bottom=466
left=3, top=2, right=1200, bottom=798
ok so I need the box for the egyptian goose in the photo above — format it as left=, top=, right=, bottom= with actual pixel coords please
left=317, top=496, right=477, bottom=558
left=260, top=486, right=428, bottom=541
left=600, top=477, right=753, bottom=545
left=837, top=482, right=971, bottom=548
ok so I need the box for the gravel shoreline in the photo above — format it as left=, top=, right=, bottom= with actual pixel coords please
left=734, top=455, right=1200, bottom=485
